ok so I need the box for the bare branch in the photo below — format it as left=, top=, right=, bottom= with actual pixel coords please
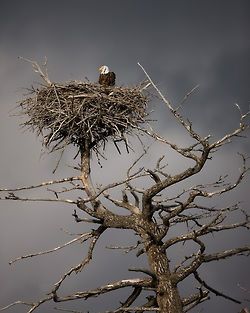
left=106, top=241, right=141, bottom=253
left=139, top=125, right=201, bottom=162
left=138, top=62, right=207, bottom=144
left=0, top=176, right=80, bottom=192
left=9, top=232, right=92, bottom=265
left=18, top=56, right=52, bottom=86
left=204, top=246, right=250, bottom=262
left=128, top=267, right=156, bottom=279
left=0, top=295, right=53, bottom=313
left=209, top=106, right=249, bottom=149
left=145, top=169, right=161, bottom=183
left=141, top=136, right=210, bottom=220
left=183, top=294, right=209, bottom=313
left=54, top=308, right=83, bottom=313
left=1, top=193, right=77, bottom=204
left=193, top=271, right=241, bottom=304
left=104, top=192, right=141, bottom=214
left=106, top=307, right=160, bottom=312
left=117, top=286, right=142, bottom=311
left=53, top=278, right=152, bottom=302
left=182, top=289, right=209, bottom=307
left=72, top=209, right=102, bottom=224
left=163, top=209, right=247, bottom=250
left=195, top=156, right=249, bottom=198
left=176, top=84, right=200, bottom=111
left=127, top=185, right=140, bottom=207
left=0, top=301, right=33, bottom=312
left=76, top=162, right=148, bottom=206
left=52, top=226, right=106, bottom=298
left=173, top=238, right=205, bottom=283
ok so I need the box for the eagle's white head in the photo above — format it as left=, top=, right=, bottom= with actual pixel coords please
left=99, top=65, right=109, bottom=74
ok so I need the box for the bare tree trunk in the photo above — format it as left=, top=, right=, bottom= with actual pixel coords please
left=147, top=244, right=183, bottom=313
left=80, top=140, right=96, bottom=198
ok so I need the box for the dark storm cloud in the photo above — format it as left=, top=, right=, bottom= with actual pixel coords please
left=1, top=1, right=249, bottom=81
left=0, top=1, right=249, bottom=313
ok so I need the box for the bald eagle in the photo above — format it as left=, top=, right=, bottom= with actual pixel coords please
left=98, top=65, right=116, bottom=87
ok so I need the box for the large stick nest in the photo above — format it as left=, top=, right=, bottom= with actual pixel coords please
left=19, top=82, right=149, bottom=154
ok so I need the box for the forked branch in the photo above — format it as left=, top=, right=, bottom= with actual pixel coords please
left=19, top=56, right=52, bottom=86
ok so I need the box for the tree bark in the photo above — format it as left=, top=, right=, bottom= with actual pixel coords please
left=146, top=244, right=183, bottom=313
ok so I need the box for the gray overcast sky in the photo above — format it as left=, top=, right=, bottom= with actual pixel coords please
left=0, top=1, right=249, bottom=313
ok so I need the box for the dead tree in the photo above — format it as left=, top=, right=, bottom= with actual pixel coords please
left=0, top=59, right=249, bottom=313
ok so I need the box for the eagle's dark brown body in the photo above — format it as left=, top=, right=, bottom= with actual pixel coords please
left=98, top=65, right=116, bottom=87
left=98, top=71, right=116, bottom=87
